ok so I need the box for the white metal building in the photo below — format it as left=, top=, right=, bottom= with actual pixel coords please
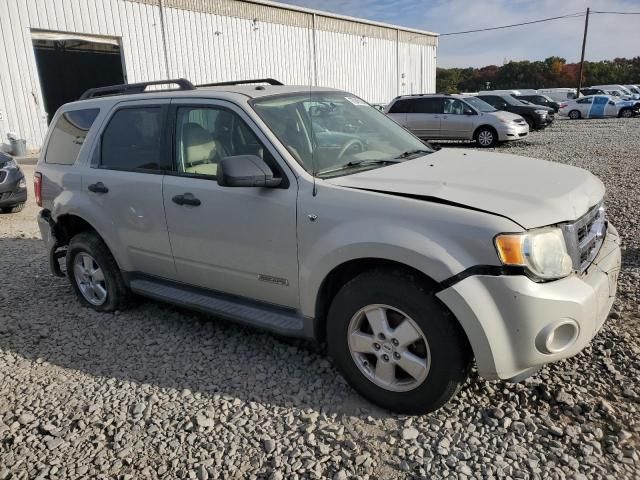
left=0, top=0, right=438, bottom=150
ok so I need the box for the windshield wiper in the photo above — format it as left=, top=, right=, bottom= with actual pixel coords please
left=394, top=149, right=432, bottom=159
left=319, top=159, right=402, bottom=176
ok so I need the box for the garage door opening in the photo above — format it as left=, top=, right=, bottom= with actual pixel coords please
left=32, top=31, right=125, bottom=123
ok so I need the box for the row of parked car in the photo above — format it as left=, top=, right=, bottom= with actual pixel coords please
left=381, top=84, right=640, bottom=148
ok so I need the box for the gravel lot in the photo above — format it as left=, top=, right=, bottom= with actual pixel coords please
left=1, top=118, right=638, bottom=479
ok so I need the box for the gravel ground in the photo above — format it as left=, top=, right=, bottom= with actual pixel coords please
left=1, top=118, right=638, bottom=479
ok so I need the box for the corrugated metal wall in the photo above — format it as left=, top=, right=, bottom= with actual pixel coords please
left=0, top=0, right=437, bottom=149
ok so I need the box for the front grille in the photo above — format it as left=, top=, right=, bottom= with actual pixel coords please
left=0, top=192, right=12, bottom=201
left=0, top=170, right=7, bottom=183
left=561, top=202, right=606, bottom=272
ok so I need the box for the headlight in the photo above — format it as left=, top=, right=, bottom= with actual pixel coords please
left=18, top=178, right=26, bottom=189
left=495, top=228, right=573, bottom=280
left=534, top=109, right=548, bottom=115
left=2, top=159, right=18, bottom=170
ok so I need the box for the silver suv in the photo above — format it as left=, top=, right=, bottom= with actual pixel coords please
left=36, top=79, right=621, bottom=414
left=385, top=94, right=529, bottom=147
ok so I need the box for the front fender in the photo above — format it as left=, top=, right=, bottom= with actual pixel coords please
left=297, top=182, right=522, bottom=319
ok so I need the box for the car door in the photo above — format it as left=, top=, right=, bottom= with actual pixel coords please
left=604, top=98, right=619, bottom=117
left=575, top=96, right=593, bottom=117
left=162, top=99, right=300, bottom=308
left=440, top=98, right=475, bottom=139
left=83, top=99, right=176, bottom=279
left=405, top=98, right=443, bottom=139
left=590, top=96, right=608, bottom=118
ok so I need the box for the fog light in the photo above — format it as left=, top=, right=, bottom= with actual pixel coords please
left=535, top=319, right=579, bottom=354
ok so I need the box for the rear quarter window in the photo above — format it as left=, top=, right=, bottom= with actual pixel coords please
left=388, top=99, right=412, bottom=114
left=45, top=108, right=100, bottom=165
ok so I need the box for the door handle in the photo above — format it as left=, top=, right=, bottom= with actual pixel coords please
left=88, top=182, right=108, bottom=194
left=172, top=193, right=201, bottom=206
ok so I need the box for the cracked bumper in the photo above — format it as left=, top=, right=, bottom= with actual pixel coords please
left=437, top=224, right=621, bottom=381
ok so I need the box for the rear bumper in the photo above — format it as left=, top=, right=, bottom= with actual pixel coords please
left=38, top=210, right=66, bottom=277
left=437, top=224, right=621, bottom=381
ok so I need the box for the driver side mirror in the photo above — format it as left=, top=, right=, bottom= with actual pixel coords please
left=217, top=155, right=281, bottom=188
left=463, top=109, right=476, bottom=115
left=499, top=103, right=508, bottom=110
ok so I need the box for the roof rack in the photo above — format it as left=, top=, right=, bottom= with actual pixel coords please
left=79, top=78, right=196, bottom=100
left=197, top=78, right=284, bottom=87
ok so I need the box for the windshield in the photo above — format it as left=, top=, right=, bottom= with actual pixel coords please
left=462, top=96, right=497, bottom=112
left=252, top=92, right=432, bottom=178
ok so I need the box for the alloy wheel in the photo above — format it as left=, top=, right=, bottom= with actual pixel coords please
left=73, top=252, right=108, bottom=306
left=347, top=304, right=430, bottom=392
left=478, top=130, right=494, bottom=147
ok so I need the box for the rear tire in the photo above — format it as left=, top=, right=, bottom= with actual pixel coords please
left=66, top=232, right=129, bottom=312
left=568, top=110, right=581, bottom=120
left=326, top=269, right=471, bottom=414
left=474, top=126, right=498, bottom=148
left=0, top=202, right=25, bottom=214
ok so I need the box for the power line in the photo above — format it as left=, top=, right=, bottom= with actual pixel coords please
left=440, top=12, right=585, bottom=36
left=591, top=11, right=640, bottom=15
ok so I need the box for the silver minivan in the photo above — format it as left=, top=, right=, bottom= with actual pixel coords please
left=385, top=94, right=529, bottom=148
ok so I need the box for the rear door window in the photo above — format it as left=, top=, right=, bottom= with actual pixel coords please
left=45, top=108, right=100, bottom=165
left=100, top=107, right=168, bottom=171
left=410, top=98, right=444, bottom=114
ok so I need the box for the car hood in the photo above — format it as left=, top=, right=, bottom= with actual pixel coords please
left=488, top=110, right=522, bottom=122
left=326, top=149, right=604, bottom=229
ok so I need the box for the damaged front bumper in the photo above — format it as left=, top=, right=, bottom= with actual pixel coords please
left=436, top=224, right=622, bottom=381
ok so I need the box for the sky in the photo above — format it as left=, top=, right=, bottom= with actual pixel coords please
left=276, top=0, right=640, bottom=68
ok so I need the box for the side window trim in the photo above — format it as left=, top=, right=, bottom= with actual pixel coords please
left=167, top=101, right=291, bottom=188
left=95, top=104, right=172, bottom=174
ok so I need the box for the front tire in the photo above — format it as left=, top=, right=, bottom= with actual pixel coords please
left=619, top=108, right=633, bottom=118
left=568, top=110, right=581, bottom=120
left=474, top=126, right=498, bottom=148
left=66, top=232, right=129, bottom=312
left=327, top=269, right=471, bottom=414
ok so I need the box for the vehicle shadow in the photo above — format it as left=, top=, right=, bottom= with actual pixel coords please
left=0, top=237, right=389, bottom=418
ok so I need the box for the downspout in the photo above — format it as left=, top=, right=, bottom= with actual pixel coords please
left=396, top=28, right=400, bottom=96
left=312, top=13, right=318, bottom=86
left=158, top=0, right=171, bottom=79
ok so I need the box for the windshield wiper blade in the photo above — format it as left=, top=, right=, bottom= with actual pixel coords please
left=345, top=159, right=402, bottom=167
left=319, top=159, right=401, bottom=176
left=394, top=149, right=432, bottom=159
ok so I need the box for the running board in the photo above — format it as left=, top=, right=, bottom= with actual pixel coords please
left=128, top=277, right=312, bottom=339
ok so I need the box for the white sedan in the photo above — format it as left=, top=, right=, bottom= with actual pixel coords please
left=559, top=95, right=637, bottom=119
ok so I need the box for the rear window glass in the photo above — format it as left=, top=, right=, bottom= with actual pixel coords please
left=100, top=107, right=166, bottom=171
left=45, top=108, right=100, bottom=165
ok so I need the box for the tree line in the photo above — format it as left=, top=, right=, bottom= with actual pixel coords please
left=436, top=57, right=640, bottom=93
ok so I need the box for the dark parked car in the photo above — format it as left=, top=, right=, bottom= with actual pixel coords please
left=580, top=88, right=607, bottom=97
left=514, top=94, right=560, bottom=113
left=476, top=94, right=554, bottom=130
left=0, top=152, right=27, bottom=213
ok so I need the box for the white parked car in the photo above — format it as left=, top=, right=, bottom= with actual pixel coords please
left=537, top=88, right=578, bottom=102
left=591, top=84, right=640, bottom=101
left=559, top=95, right=637, bottom=119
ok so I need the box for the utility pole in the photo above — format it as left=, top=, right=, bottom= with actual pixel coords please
left=576, top=8, right=590, bottom=97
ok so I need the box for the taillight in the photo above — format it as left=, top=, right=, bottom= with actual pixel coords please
left=559, top=103, right=568, bottom=108
left=34, top=172, right=42, bottom=207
